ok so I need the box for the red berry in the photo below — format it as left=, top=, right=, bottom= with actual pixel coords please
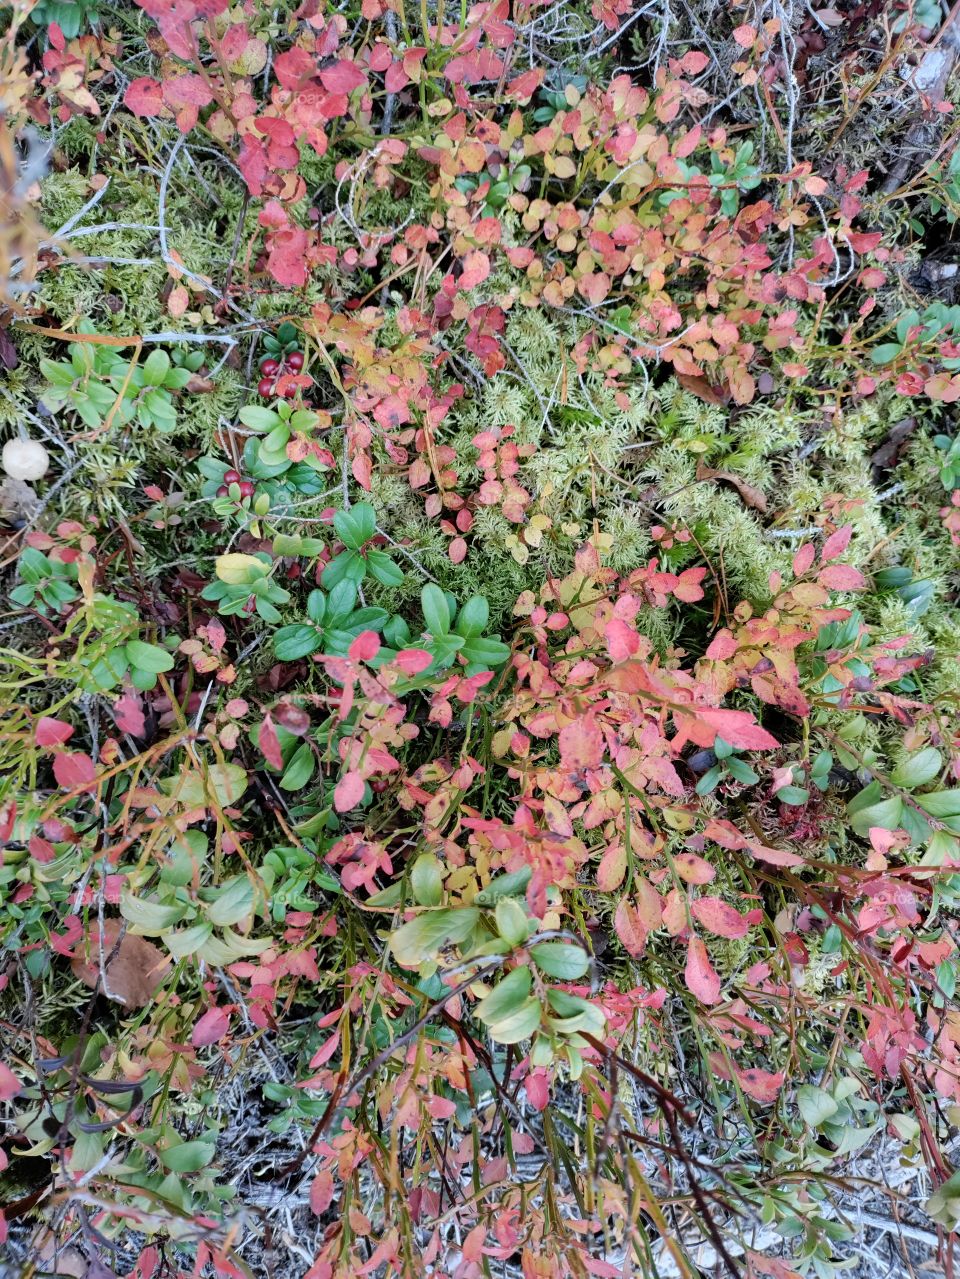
left=243, top=596, right=257, bottom=615
left=287, top=563, right=301, bottom=580
left=260, top=357, right=281, bottom=375
left=238, top=480, right=255, bottom=499
left=286, top=350, right=304, bottom=371
left=258, top=377, right=274, bottom=398
left=224, top=469, right=241, bottom=484
left=281, top=383, right=297, bottom=399
left=216, top=485, right=229, bottom=497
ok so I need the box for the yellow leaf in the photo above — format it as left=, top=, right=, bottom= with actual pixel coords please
left=215, top=553, right=266, bottom=585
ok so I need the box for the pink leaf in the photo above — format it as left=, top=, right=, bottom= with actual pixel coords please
left=792, top=542, right=815, bottom=576
left=818, top=564, right=865, bottom=591
left=614, top=898, right=648, bottom=957
left=460, top=250, right=490, bottom=291
left=348, top=631, right=381, bottom=662
left=393, top=648, right=434, bottom=675
left=679, top=50, right=710, bottom=75
left=524, top=1068, right=550, bottom=1111
left=692, top=709, right=778, bottom=751
left=162, top=73, right=214, bottom=110
left=191, top=1006, right=231, bottom=1047
left=606, top=618, right=640, bottom=662
left=114, top=694, right=146, bottom=738
left=36, top=716, right=74, bottom=747
left=0, top=1062, right=21, bottom=1101
left=685, top=936, right=721, bottom=1004
left=319, top=60, right=367, bottom=94
left=310, top=1168, right=335, bottom=1215
left=691, top=897, right=750, bottom=939
left=334, top=770, right=365, bottom=812
left=559, top=717, right=604, bottom=771
left=820, top=524, right=852, bottom=563
left=259, top=714, right=283, bottom=771
left=53, top=751, right=97, bottom=792
left=448, top=536, right=468, bottom=564
left=673, top=853, right=716, bottom=885
left=597, top=843, right=627, bottom=892
left=736, top=1066, right=784, bottom=1103
left=125, top=77, right=164, bottom=117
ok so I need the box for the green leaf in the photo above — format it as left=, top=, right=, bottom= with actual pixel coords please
left=531, top=941, right=590, bottom=980
left=410, top=853, right=444, bottom=907
left=161, top=922, right=214, bottom=959
left=891, top=748, right=943, bottom=789
left=142, top=350, right=171, bottom=386
left=326, top=579, right=358, bottom=622
left=847, top=782, right=903, bottom=837
left=159, top=1140, right=216, bottom=1173
left=474, top=966, right=532, bottom=1025
left=917, top=789, right=960, bottom=818
left=120, top=893, right=187, bottom=934
left=474, top=867, right=532, bottom=905
left=367, top=549, right=404, bottom=588
left=869, top=343, right=903, bottom=365
left=390, top=907, right=479, bottom=967
left=322, top=551, right=365, bottom=590
left=494, top=897, right=530, bottom=947
left=461, top=636, right=510, bottom=668
left=334, top=503, right=376, bottom=550
left=280, top=742, right=316, bottom=791
left=486, top=995, right=542, bottom=1045
left=777, top=785, right=809, bottom=805
left=206, top=876, right=255, bottom=927
left=162, top=763, right=248, bottom=810
left=454, top=596, right=489, bottom=639
left=239, top=406, right=281, bottom=432
left=124, top=639, right=175, bottom=675
left=796, top=1084, right=839, bottom=1128
left=274, top=625, right=323, bottom=661
left=421, top=583, right=452, bottom=637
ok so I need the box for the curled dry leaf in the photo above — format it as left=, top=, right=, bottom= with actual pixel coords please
left=696, top=460, right=768, bottom=513
left=70, top=918, right=170, bottom=1008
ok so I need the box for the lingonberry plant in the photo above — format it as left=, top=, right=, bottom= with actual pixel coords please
left=4, top=1, right=960, bottom=1277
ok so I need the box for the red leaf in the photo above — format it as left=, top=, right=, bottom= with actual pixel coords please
left=614, top=898, right=648, bottom=956
left=559, top=717, right=604, bottom=771
left=53, top=751, right=97, bottom=792
left=36, top=716, right=73, bottom=747
left=678, top=50, right=710, bottom=75
left=348, top=631, right=381, bottom=662
left=818, top=564, right=865, bottom=591
left=685, top=936, right=721, bottom=1004
left=605, top=618, right=639, bottom=662
left=820, top=524, right=852, bottom=562
left=310, top=1169, right=335, bottom=1215
left=334, top=770, right=365, bottom=812
left=736, top=1067, right=784, bottom=1103
left=0, top=1062, right=21, bottom=1101
left=259, top=714, right=283, bottom=771
left=691, top=897, right=750, bottom=939
left=524, top=1068, right=550, bottom=1111
left=393, top=648, right=433, bottom=675
left=114, top=693, right=146, bottom=738
left=125, top=77, right=164, bottom=117
left=191, top=1006, right=231, bottom=1047
left=162, top=73, right=214, bottom=110
left=792, top=542, right=815, bottom=576
left=688, top=708, right=778, bottom=752
left=319, top=60, right=367, bottom=94
left=673, top=853, right=716, bottom=884
left=460, top=250, right=490, bottom=291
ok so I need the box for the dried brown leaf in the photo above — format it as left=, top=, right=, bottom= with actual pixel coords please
left=70, top=919, right=170, bottom=1008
